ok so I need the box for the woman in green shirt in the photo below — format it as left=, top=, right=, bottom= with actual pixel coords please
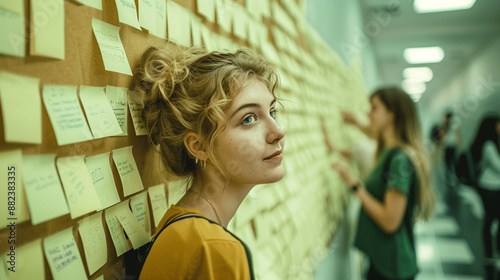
left=333, top=87, right=435, bottom=280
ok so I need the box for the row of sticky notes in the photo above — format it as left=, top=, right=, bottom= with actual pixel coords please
left=1, top=183, right=169, bottom=280
left=0, top=71, right=148, bottom=145
left=0, top=146, right=149, bottom=227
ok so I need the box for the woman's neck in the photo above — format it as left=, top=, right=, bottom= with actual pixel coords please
left=177, top=166, right=254, bottom=228
left=382, top=125, right=398, bottom=148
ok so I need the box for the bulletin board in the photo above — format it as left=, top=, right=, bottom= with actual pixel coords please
left=0, top=0, right=370, bottom=279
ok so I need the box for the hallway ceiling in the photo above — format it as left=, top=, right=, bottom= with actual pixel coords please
left=359, top=0, right=500, bottom=101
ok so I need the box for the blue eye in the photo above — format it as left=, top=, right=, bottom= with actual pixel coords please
left=270, top=109, right=277, bottom=119
left=242, top=115, right=256, bottom=125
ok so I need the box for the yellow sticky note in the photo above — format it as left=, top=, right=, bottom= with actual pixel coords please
left=112, top=146, right=144, bottom=197
left=0, top=6, right=25, bottom=57
left=127, top=90, right=147, bottom=136
left=43, top=227, right=87, bottom=280
left=92, top=18, right=133, bottom=76
left=4, top=239, right=44, bottom=280
left=23, top=154, right=69, bottom=225
left=78, top=211, right=107, bottom=275
left=105, top=86, right=128, bottom=136
left=105, top=204, right=132, bottom=256
left=85, top=152, right=120, bottom=210
left=30, top=0, right=65, bottom=59
left=0, top=150, right=30, bottom=230
left=167, top=180, right=186, bottom=206
left=131, top=191, right=151, bottom=237
left=114, top=200, right=150, bottom=249
left=200, top=23, right=215, bottom=52
left=216, top=0, right=233, bottom=33
left=190, top=15, right=202, bottom=47
left=79, top=86, right=123, bottom=138
left=151, top=0, right=167, bottom=39
left=233, top=4, right=248, bottom=40
left=42, top=85, right=93, bottom=146
left=114, top=0, right=141, bottom=30
left=198, top=0, right=215, bottom=22
left=167, top=1, right=191, bottom=47
left=139, top=0, right=155, bottom=31
left=57, top=156, right=101, bottom=219
left=0, top=72, right=41, bottom=143
left=76, top=0, right=102, bottom=10
left=0, top=0, right=23, bottom=14
left=148, top=184, right=168, bottom=227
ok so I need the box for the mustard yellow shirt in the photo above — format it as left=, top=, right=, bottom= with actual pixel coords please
left=140, top=205, right=252, bottom=280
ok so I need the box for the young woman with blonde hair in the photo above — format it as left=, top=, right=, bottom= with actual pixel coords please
left=135, top=44, right=285, bottom=279
left=333, top=87, right=435, bottom=280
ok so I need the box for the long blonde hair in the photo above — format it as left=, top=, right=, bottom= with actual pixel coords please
left=134, top=44, right=279, bottom=186
left=372, top=87, right=435, bottom=221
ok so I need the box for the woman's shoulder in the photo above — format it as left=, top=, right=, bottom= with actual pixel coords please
left=482, top=140, right=498, bottom=153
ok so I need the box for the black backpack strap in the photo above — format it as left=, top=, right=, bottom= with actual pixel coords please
left=147, top=214, right=255, bottom=280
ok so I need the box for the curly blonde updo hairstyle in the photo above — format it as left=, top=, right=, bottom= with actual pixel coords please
left=134, top=44, right=280, bottom=183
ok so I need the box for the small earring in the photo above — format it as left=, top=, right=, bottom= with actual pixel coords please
left=202, top=159, right=206, bottom=169
left=195, top=158, right=198, bottom=164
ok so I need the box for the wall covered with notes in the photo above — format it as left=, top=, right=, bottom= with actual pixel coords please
left=0, top=0, right=369, bottom=279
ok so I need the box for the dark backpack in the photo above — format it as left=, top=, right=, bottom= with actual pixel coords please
left=455, top=149, right=479, bottom=188
left=124, top=213, right=255, bottom=280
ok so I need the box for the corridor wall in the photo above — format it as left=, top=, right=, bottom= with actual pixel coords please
left=0, top=0, right=369, bottom=279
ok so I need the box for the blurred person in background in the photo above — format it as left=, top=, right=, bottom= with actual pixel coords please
left=470, top=114, right=500, bottom=280
left=332, top=87, right=435, bottom=280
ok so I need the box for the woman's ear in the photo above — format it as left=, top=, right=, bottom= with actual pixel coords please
left=184, top=132, right=207, bottom=161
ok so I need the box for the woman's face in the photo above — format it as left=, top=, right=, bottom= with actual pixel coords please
left=368, top=95, right=394, bottom=135
left=213, top=78, right=285, bottom=186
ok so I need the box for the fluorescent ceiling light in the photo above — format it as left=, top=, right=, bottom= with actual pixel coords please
left=403, top=67, right=433, bottom=82
left=402, top=80, right=426, bottom=96
left=404, top=47, right=444, bottom=64
left=414, top=0, right=476, bottom=13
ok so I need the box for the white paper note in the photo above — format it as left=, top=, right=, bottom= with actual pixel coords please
left=85, top=152, right=120, bottom=210
left=4, top=239, right=44, bottom=280
left=114, top=200, right=150, bottom=249
left=57, top=156, right=101, bottom=219
left=0, top=5, right=25, bottom=57
left=148, top=184, right=168, bottom=227
left=114, top=0, right=141, bottom=30
left=23, top=154, right=69, bottom=225
left=78, top=211, right=107, bottom=275
left=76, top=0, right=102, bottom=10
left=167, top=1, right=191, bottom=47
left=105, top=204, right=132, bottom=256
left=131, top=191, right=151, bottom=237
left=79, top=86, right=123, bottom=138
left=105, top=85, right=128, bottom=136
left=30, top=0, right=65, bottom=59
left=43, top=227, right=87, bottom=280
left=112, top=146, right=144, bottom=197
left=42, top=85, right=93, bottom=146
left=127, top=90, right=147, bottom=136
left=92, top=18, right=133, bottom=76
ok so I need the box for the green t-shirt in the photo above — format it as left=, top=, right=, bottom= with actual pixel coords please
left=354, top=147, right=418, bottom=279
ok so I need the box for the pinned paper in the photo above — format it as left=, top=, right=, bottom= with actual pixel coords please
left=78, top=211, right=107, bottom=275
left=30, top=0, right=65, bottom=59
left=79, top=86, right=123, bottom=138
left=167, top=1, right=191, bottom=47
left=127, top=90, right=147, bottom=136
left=43, top=227, right=87, bottom=280
left=114, top=200, right=150, bottom=249
left=57, top=156, right=101, bottom=219
left=216, top=0, right=233, bottom=33
left=105, top=85, right=128, bottom=136
left=0, top=72, right=41, bottom=144
left=42, top=85, right=93, bottom=146
left=76, top=0, right=102, bottom=10
left=0, top=5, right=25, bottom=57
left=112, top=146, right=144, bottom=197
left=4, top=239, right=44, bottom=280
left=0, top=1, right=23, bottom=14
left=105, top=205, right=132, bottom=256
left=148, top=184, right=168, bottom=227
left=190, top=15, right=202, bottom=47
left=85, top=152, right=120, bottom=210
left=233, top=4, right=248, bottom=40
left=167, top=180, right=186, bottom=206
left=92, top=18, right=133, bottom=76
left=114, top=0, right=141, bottom=30
left=200, top=23, right=215, bottom=52
left=139, top=0, right=166, bottom=39
left=23, top=154, right=69, bottom=225
left=131, top=191, right=151, bottom=237
left=0, top=150, right=30, bottom=230
left=198, top=0, right=215, bottom=22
